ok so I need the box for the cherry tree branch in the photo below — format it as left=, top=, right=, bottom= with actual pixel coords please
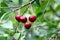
left=0, top=0, right=35, bottom=20
left=12, top=0, right=35, bottom=12
left=0, top=0, right=35, bottom=9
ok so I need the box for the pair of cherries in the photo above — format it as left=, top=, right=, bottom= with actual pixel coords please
left=15, top=14, right=36, bottom=29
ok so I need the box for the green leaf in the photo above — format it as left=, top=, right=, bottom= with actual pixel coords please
left=1, top=2, right=11, bottom=12
left=20, top=6, right=29, bottom=15
left=35, top=0, right=40, bottom=7
left=0, top=12, right=4, bottom=18
left=1, top=21, right=13, bottom=29
left=56, top=4, right=60, bottom=10
left=57, top=22, right=60, bottom=28
left=12, top=0, right=19, bottom=6
left=35, top=7, right=42, bottom=17
left=32, top=5, right=42, bottom=17
left=0, top=37, right=6, bottom=40
left=1, top=2, right=7, bottom=7
left=13, top=33, right=20, bottom=40
left=18, top=0, right=22, bottom=5
left=36, top=37, right=44, bottom=40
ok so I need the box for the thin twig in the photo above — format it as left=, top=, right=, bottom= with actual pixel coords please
left=0, top=0, right=35, bottom=20
left=12, top=0, right=35, bottom=12
left=0, top=0, right=35, bottom=9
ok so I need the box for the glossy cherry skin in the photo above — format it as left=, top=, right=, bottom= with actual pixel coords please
left=29, top=15, right=36, bottom=22
left=15, top=14, right=21, bottom=22
left=20, top=16, right=27, bottom=23
left=24, top=22, right=31, bottom=29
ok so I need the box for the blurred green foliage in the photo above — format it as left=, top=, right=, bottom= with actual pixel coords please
left=0, top=0, right=60, bottom=40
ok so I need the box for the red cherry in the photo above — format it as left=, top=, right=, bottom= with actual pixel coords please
left=24, top=22, right=31, bottom=29
left=12, top=38, right=16, bottom=40
left=20, top=16, right=27, bottom=23
left=29, top=15, right=36, bottom=22
left=41, top=0, right=45, bottom=2
left=15, top=14, right=21, bottom=22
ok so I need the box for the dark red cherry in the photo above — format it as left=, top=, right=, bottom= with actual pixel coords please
left=20, top=16, right=27, bottom=23
left=15, top=14, right=21, bottom=22
left=29, top=15, right=36, bottom=22
left=24, top=22, right=31, bottom=29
